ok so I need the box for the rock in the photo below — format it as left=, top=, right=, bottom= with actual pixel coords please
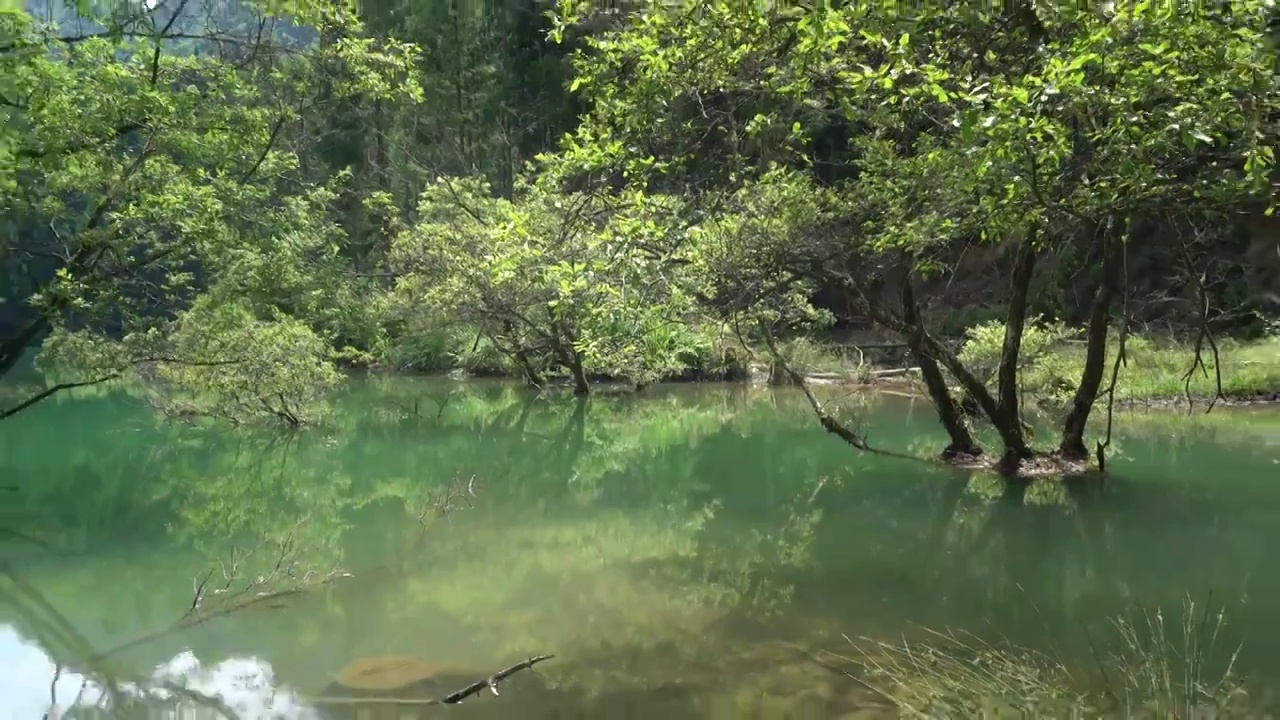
left=331, top=655, right=458, bottom=694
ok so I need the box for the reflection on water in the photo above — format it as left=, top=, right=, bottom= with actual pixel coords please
left=1, top=377, right=1279, bottom=717
left=0, top=626, right=319, bottom=719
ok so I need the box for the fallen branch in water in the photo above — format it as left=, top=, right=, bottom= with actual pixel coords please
left=443, top=654, right=556, bottom=703
left=759, top=327, right=926, bottom=464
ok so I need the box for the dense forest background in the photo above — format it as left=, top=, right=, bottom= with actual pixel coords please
left=3, top=0, right=1278, bottom=468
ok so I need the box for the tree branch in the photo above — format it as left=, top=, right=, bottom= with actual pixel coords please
left=760, top=324, right=923, bottom=463
left=1180, top=236, right=1227, bottom=414
left=441, top=654, right=555, bottom=704
left=238, top=111, right=288, bottom=185
left=0, top=356, right=243, bottom=421
left=0, top=374, right=120, bottom=420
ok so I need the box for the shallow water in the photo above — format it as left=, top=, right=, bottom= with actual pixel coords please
left=2, top=376, right=1279, bottom=718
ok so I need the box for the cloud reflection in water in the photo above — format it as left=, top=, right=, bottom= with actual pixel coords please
left=0, top=624, right=319, bottom=719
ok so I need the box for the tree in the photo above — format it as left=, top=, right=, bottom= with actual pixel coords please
left=552, top=0, right=1279, bottom=471
left=0, top=0, right=421, bottom=423
left=386, top=168, right=700, bottom=395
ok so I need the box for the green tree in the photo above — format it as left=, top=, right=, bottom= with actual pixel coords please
left=553, top=0, right=1279, bottom=471
left=0, top=0, right=421, bottom=423
left=386, top=168, right=700, bottom=395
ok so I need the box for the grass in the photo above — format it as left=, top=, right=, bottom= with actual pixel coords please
left=780, top=331, right=1278, bottom=406
left=831, top=598, right=1252, bottom=718
left=1023, top=335, right=1280, bottom=407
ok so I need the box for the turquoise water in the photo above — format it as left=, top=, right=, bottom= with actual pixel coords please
left=2, top=376, right=1279, bottom=718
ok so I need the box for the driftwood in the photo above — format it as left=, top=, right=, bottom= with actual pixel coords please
left=871, top=367, right=919, bottom=378
left=795, top=367, right=920, bottom=386
left=442, top=654, right=555, bottom=704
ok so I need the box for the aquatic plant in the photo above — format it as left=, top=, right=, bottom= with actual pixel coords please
left=833, top=597, right=1250, bottom=718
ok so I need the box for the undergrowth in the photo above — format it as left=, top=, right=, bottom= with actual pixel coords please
left=835, top=598, right=1252, bottom=718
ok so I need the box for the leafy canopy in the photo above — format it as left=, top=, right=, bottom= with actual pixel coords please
left=1, top=0, right=421, bottom=422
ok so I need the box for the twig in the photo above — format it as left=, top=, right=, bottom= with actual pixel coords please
left=441, top=654, right=556, bottom=704
left=432, top=474, right=480, bottom=523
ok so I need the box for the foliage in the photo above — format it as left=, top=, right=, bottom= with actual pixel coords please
left=957, top=316, right=1076, bottom=391
left=0, top=0, right=421, bottom=422
left=380, top=321, right=512, bottom=375
left=151, top=296, right=344, bottom=425
left=386, top=172, right=702, bottom=389
left=685, top=169, right=837, bottom=332
left=549, top=0, right=1280, bottom=462
left=3, top=0, right=1278, bottom=445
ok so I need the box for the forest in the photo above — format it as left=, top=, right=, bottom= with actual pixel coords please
left=3, top=0, right=1279, bottom=474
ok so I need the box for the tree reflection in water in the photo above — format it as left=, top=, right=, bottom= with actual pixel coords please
left=3, top=381, right=1279, bottom=716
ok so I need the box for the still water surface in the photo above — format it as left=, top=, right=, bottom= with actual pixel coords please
left=2, top=377, right=1279, bottom=718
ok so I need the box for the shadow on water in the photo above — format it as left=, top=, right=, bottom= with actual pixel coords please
left=1, top=376, right=1279, bottom=717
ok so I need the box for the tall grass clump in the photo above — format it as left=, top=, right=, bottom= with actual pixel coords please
left=836, top=598, right=1251, bottom=718
left=1105, top=599, right=1247, bottom=717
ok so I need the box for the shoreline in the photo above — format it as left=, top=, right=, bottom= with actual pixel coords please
left=344, top=364, right=1280, bottom=412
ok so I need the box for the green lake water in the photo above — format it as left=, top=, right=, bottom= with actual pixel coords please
left=2, top=376, right=1279, bottom=718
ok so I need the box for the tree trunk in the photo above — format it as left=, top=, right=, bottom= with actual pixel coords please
left=550, top=318, right=590, bottom=396
left=499, top=320, right=543, bottom=387
left=860, top=295, right=1011, bottom=453
left=994, top=233, right=1038, bottom=467
left=843, top=269, right=1028, bottom=469
left=0, top=316, right=48, bottom=380
left=1059, top=221, right=1124, bottom=459
left=901, top=276, right=982, bottom=458
left=567, top=354, right=590, bottom=396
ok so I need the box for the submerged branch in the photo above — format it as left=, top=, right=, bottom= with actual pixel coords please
left=760, top=327, right=921, bottom=463
left=442, top=654, right=556, bottom=704
left=761, top=329, right=870, bottom=450
left=305, top=655, right=557, bottom=708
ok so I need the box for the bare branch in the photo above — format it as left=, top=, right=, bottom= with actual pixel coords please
left=441, top=654, right=556, bottom=704
left=1180, top=231, right=1227, bottom=414
left=760, top=323, right=924, bottom=463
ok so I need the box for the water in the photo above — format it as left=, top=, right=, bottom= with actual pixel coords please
left=2, top=376, right=1279, bottom=718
